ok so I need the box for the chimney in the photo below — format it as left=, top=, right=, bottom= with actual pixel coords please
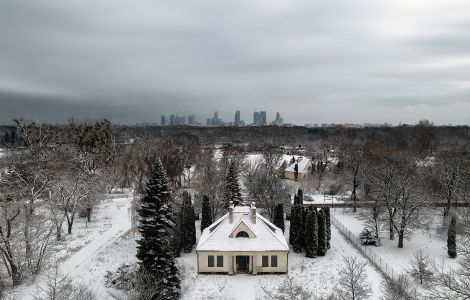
left=251, top=202, right=256, bottom=224
left=229, top=201, right=234, bottom=224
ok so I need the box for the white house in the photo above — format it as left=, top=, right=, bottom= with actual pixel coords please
left=196, top=203, right=289, bottom=274
left=284, top=156, right=312, bottom=180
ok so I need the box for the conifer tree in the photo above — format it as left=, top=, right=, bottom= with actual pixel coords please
left=136, top=160, right=180, bottom=299
left=201, top=195, right=212, bottom=232
left=289, top=204, right=303, bottom=252
left=304, top=207, right=318, bottom=258
left=273, top=203, right=285, bottom=232
left=448, top=215, right=457, bottom=258
left=224, top=161, right=242, bottom=206
left=325, top=207, right=331, bottom=249
left=181, top=191, right=196, bottom=253
left=317, top=209, right=327, bottom=256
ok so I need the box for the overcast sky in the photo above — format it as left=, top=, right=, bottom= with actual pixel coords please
left=1, top=0, right=469, bottom=125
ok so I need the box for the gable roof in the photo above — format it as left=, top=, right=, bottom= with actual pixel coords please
left=285, top=157, right=311, bottom=173
left=196, top=206, right=289, bottom=252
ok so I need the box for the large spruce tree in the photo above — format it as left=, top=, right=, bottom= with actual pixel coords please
left=289, top=204, right=304, bottom=252
left=325, top=207, right=331, bottom=249
left=201, top=195, right=212, bottom=232
left=136, top=160, right=180, bottom=299
left=273, top=203, right=285, bottom=232
left=317, top=209, right=327, bottom=256
left=224, top=161, right=242, bottom=206
left=304, top=207, right=318, bottom=258
left=448, top=215, right=457, bottom=258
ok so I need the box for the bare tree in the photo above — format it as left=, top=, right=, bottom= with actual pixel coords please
left=260, top=276, right=313, bottom=300
left=381, top=275, right=417, bottom=300
left=334, top=256, right=372, bottom=300
left=245, top=148, right=290, bottom=220
left=407, top=250, right=433, bottom=284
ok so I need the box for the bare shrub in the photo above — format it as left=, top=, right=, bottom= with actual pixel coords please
left=334, top=256, right=372, bottom=300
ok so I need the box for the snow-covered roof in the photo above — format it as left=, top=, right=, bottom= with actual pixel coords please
left=285, top=157, right=311, bottom=173
left=196, top=206, right=289, bottom=252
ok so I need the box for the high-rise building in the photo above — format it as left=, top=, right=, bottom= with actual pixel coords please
left=161, top=115, right=166, bottom=126
left=274, top=112, right=283, bottom=126
left=253, top=111, right=260, bottom=126
left=207, top=118, right=211, bottom=126
left=212, top=111, right=220, bottom=126
left=170, top=114, right=176, bottom=126
left=234, top=110, right=240, bottom=126
left=260, top=111, right=267, bottom=126
left=188, top=115, right=196, bottom=125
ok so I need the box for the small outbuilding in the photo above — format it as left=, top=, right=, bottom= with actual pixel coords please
left=196, top=203, right=289, bottom=274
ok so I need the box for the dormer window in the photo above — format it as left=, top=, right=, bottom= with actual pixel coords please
left=236, top=231, right=249, bottom=238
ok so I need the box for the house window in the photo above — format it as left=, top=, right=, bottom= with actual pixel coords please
left=208, top=255, right=214, bottom=267
left=236, top=231, right=249, bottom=238
left=271, top=255, right=278, bottom=267
left=262, top=256, right=269, bottom=267
left=217, top=256, right=224, bottom=267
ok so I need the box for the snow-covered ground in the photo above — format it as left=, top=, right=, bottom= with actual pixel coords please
left=333, top=209, right=459, bottom=276
left=181, top=221, right=385, bottom=300
left=14, top=193, right=134, bottom=299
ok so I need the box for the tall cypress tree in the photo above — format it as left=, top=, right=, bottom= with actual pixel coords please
left=181, top=191, right=196, bottom=253
left=317, top=209, right=327, bottom=256
left=273, top=203, right=285, bottom=232
left=224, top=161, right=242, bottom=206
left=304, top=207, right=318, bottom=258
left=201, top=195, right=212, bottom=232
left=325, top=207, right=331, bottom=249
left=289, top=190, right=305, bottom=252
left=136, top=160, right=180, bottom=299
left=448, top=215, right=457, bottom=258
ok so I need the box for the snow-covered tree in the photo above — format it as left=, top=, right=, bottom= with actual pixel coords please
left=273, top=203, right=285, bottom=232
left=304, top=207, right=318, bottom=258
left=224, top=161, right=242, bottom=206
left=317, top=209, right=327, bottom=256
left=335, top=256, right=372, bottom=300
left=448, top=215, right=457, bottom=258
left=200, top=195, right=212, bottom=232
left=325, top=207, right=331, bottom=249
left=136, top=160, right=180, bottom=299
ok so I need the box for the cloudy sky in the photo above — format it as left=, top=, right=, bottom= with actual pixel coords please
left=1, top=0, right=469, bottom=125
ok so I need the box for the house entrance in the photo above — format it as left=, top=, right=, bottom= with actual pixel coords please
left=236, top=256, right=250, bottom=273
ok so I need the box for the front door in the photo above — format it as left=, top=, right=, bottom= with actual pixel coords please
left=236, top=256, right=250, bottom=273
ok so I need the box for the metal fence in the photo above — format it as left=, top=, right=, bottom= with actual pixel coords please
left=331, top=215, right=399, bottom=282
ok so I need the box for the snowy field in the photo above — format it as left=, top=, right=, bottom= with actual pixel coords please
left=333, top=209, right=459, bottom=276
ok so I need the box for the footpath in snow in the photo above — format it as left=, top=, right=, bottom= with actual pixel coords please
left=17, top=194, right=134, bottom=299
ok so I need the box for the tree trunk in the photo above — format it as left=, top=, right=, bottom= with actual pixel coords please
left=352, top=176, right=357, bottom=212
left=398, top=230, right=404, bottom=248
left=389, top=220, right=394, bottom=240
left=10, top=263, right=22, bottom=286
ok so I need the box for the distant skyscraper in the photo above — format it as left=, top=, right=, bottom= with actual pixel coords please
left=170, top=114, right=176, bottom=126
left=161, top=115, right=166, bottom=126
left=234, top=110, right=240, bottom=126
left=212, top=111, right=220, bottom=126
left=274, top=112, right=283, bottom=125
left=188, top=114, right=196, bottom=125
left=260, top=111, right=267, bottom=126
left=207, top=118, right=211, bottom=126
left=253, top=111, right=260, bottom=126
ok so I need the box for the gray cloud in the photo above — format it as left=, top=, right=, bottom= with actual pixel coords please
left=0, top=0, right=469, bottom=125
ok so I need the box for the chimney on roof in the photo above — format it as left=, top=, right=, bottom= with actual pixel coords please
left=251, top=202, right=256, bottom=224
left=229, top=201, right=234, bottom=224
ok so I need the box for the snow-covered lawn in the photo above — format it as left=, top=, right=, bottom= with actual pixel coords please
left=180, top=221, right=385, bottom=300
left=14, top=193, right=134, bottom=299
left=333, top=209, right=459, bottom=276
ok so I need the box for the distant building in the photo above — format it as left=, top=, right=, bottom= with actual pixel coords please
left=170, top=114, right=176, bottom=126
left=260, top=111, right=267, bottom=126
left=188, top=115, right=196, bottom=125
left=253, top=111, right=260, bottom=126
left=207, top=118, right=211, bottom=126
left=274, top=112, right=283, bottom=126
left=234, top=110, right=241, bottom=126
left=284, top=157, right=313, bottom=180
left=161, top=115, right=166, bottom=126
